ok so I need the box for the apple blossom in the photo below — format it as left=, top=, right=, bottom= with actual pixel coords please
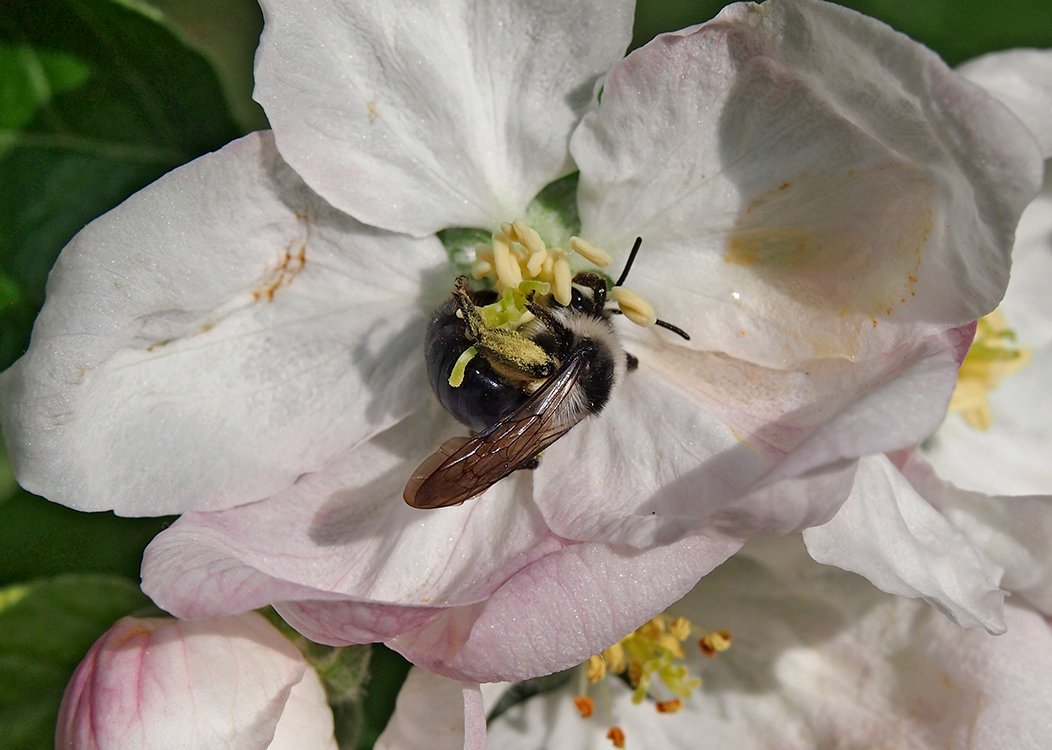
left=399, top=538, right=1052, bottom=750
left=56, top=612, right=336, bottom=750
left=0, top=0, right=1044, bottom=685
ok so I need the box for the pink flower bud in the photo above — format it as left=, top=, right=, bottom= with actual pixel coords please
left=56, top=612, right=335, bottom=749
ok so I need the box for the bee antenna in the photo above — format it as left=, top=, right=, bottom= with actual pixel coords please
left=608, top=308, right=692, bottom=341
left=655, top=318, right=691, bottom=341
left=614, top=237, right=643, bottom=288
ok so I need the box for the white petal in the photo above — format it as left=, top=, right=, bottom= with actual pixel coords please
left=924, top=189, right=1052, bottom=496
left=268, top=664, right=338, bottom=750
left=0, top=132, right=446, bottom=515
left=904, top=453, right=1052, bottom=615
left=375, top=669, right=485, bottom=750
left=255, top=0, right=634, bottom=236
left=142, top=403, right=563, bottom=622
left=489, top=538, right=1052, bottom=750
left=803, top=454, right=1006, bottom=633
left=571, top=0, right=1042, bottom=367
left=959, top=49, right=1052, bottom=157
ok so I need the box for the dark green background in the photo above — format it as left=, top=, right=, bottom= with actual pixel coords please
left=0, top=1, right=1048, bottom=748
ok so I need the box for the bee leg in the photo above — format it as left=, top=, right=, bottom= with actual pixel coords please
left=515, top=456, right=541, bottom=471
left=626, top=352, right=639, bottom=371
left=525, top=294, right=575, bottom=357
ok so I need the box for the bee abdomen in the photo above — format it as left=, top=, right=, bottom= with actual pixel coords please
left=425, top=297, right=531, bottom=433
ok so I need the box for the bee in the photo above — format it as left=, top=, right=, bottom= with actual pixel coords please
left=403, top=237, right=689, bottom=509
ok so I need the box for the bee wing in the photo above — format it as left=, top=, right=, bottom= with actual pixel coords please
left=403, top=352, right=589, bottom=509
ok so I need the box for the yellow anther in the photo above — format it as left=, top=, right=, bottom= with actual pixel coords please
left=471, top=259, right=493, bottom=279
left=698, top=629, right=732, bottom=658
left=492, top=236, right=523, bottom=289
left=949, top=310, right=1030, bottom=430
left=526, top=246, right=548, bottom=277
left=604, top=642, right=626, bottom=674
left=655, top=699, right=683, bottom=714
left=513, top=220, right=546, bottom=256
left=569, top=236, right=612, bottom=267
left=668, top=617, right=692, bottom=641
left=612, top=286, right=658, bottom=328
left=586, top=654, right=606, bottom=683
left=553, top=256, right=572, bottom=306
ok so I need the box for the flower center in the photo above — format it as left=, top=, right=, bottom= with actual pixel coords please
left=948, top=310, right=1030, bottom=430
left=470, top=220, right=658, bottom=328
left=572, top=614, right=732, bottom=748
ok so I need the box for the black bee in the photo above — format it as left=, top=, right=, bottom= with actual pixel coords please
left=403, top=238, right=688, bottom=509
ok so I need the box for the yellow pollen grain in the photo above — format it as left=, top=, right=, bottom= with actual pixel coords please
left=553, top=256, right=572, bottom=305
left=573, top=695, right=595, bottom=718
left=612, top=286, right=657, bottom=327
left=570, top=236, right=612, bottom=267
left=492, top=236, right=523, bottom=289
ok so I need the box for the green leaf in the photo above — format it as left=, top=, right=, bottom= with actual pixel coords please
left=0, top=575, right=150, bottom=750
left=356, top=646, right=412, bottom=750
left=0, top=0, right=242, bottom=370
left=0, top=488, right=172, bottom=586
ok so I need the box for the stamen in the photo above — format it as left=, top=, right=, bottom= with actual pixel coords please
left=513, top=220, right=546, bottom=256
left=655, top=699, right=683, bottom=714
left=570, top=236, right=613, bottom=267
left=492, top=236, right=523, bottom=289
left=574, top=695, right=595, bottom=718
left=471, top=259, right=493, bottom=279
left=606, top=727, right=626, bottom=748
left=526, top=246, right=548, bottom=277
left=448, top=345, right=478, bottom=387
left=949, top=310, right=1030, bottom=430
left=612, top=287, right=658, bottom=328
left=698, top=629, right=732, bottom=658
left=553, top=256, right=572, bottom=306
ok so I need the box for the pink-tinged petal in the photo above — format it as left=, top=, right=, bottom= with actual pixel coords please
left=0, top=132, right=446, bottom=516
left=803, top=454, right=1006, bottom=633
left=904, top=453, right=1052, bottom=615
left=959, top=49, right=1052, bottom=157
left=535, top=323, right=968, bottom=547
left=254, top=0, right=633, bottom=236
left=571, top=0, right=1042, bottom=368
left=488, top=539, right=1052, bottom=750
left=389, top=532, right=742, bottom=682
left=142, top=404, right=562, bottom=629
left=56, top=612, right=334, bottom=750
left=375, top=669, right=485, bottom=750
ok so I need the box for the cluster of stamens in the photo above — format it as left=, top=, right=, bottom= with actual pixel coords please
left=572, top=614, right=732, bottom=748
left=949, top=310, right=1030, bottom=430
left=470, top=220, right=659, bottom=329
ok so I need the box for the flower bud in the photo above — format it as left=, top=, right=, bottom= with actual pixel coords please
left=56, top=612, right=335, bottom=750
